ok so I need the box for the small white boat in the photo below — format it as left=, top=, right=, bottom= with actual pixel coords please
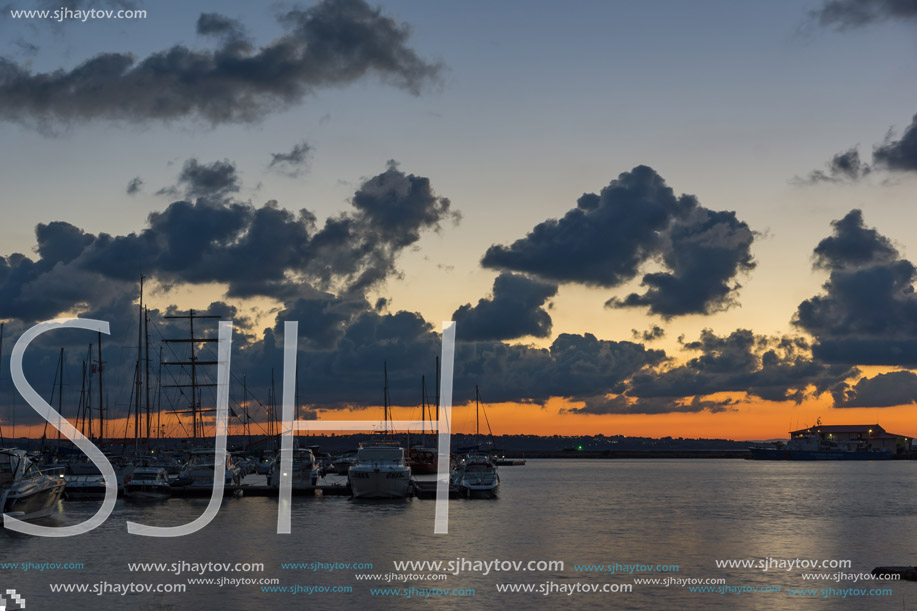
left=63, top=474, right=107, bottom=500
left=0, top=449, right=66, bottom=521
left=267, top=449, right=318, bottom=490
left=125, top=468, right=172, bottom=500
left=179, top=449, right=241, bottom=488
left=451, top=454, right=500, bottom=498
left=348, top=445, right=412, bottom=499
left=330, top=451, right=357, bottom=475
left=64, top=454, right=135, bottom=494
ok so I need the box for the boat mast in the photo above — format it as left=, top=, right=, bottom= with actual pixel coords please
left=163, top=309, right=220, bottom=440
left=383, top=361, right=390, bottom=436
left=145, top=306, right=151, bottom=445
left=243, top=374, right=250, bottom=448
left=271, top=368, right=276, bottom=452
left=57, top=347, right=63, bottom=450
left=157, top=345, right=163, bottom=440
left=98, top=331, right=104, bottom=441
left=421, top=375, right=426, bottom=444
left=86, top=343, right=93, bottom=440
left=476, top=385, right=480, bottom=441
left=135, top=276, right=143, bottom=449
left=77, top=359, right=86, bottom=436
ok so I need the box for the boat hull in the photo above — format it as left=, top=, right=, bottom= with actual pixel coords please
left=458, top=482, right=499, bottom=499
left=125, top=484, right=171, bottom=500
left=3, top=481, right=65, bottom=520
left=349, top=469, right=412, bottom=499
left=268, top=471, right=318, bottom=490
left=63, top=476, right=108, bottom=500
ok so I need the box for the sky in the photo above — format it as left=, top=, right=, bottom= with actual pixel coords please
left=1, top=0, right=917, bottom=441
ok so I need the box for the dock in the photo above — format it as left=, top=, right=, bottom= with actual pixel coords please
left=168, top=484, right=352, bottom=497
left=168, top=480, right=463, bottom=499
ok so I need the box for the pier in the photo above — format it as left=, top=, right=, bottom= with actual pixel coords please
left=168, top=484, right=352, bottom=497
left=167, top=480, right=463, bottom=498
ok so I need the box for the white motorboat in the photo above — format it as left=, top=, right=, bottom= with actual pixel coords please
left=451, top=454, right=500, bottom=498
left=330, top=451, right=357, bottom=475
left=179, top=449, right=241, bottom=488
left=125, top=467, right=172, bottom=500
left=0, top=449, right=66, bottom=521
left=348, top=445, right=412, bottom=499
left=63, top=474, right=107, bottom=500
left=268, top=449, right=318, bottom=490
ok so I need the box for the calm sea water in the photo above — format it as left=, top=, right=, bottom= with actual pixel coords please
left=3, top=459, right=916, bottom=610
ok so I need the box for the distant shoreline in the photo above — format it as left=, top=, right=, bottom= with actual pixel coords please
left=500, top=449, right=751, bottom=459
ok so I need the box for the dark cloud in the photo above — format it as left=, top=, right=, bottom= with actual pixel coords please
left=610, top=207, right=756, bottom=317
left=268, top=140, right=312, bottom=177
left=804, top=115, right=917, bottom=181
left=795, top=210, right=917, bottom=365
left=813, top=209, right=898, bottom=270
left=632, top=325, right=665, bottom=342
left=482, top=166, right=755, bottom=318
left=126, top=176, right=143, bottom=195
left=797, top=148, right=872, bottom=184
left=832, top=370, right=917, bottom=407
left=452, top=273, right=557, bottom=341
left=0, top=296, right=254, bottom=428
left=244, top=311, right=667, bottom=408
left=809, top=0, right=917, bottom=29
left=564, top=395, right=739, bottom=415
left=196, top=13, right=246, bottom=40
left=0, top=0, right=442, bottom=128
left=0, top=161, right=457, bottom=318
left=173, top=159, right=239, bottom=200
left=274, top=293, right=367, bottom=350
left=482, top=166, right=687, bottom=286
left=1, top=290, right=666, bottom=427
left=873, top=114, right=917, bottom=172
left=626, top=329, right=856, bottom=405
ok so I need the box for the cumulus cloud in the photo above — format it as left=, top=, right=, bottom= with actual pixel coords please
left=795, top=209, right=917, bottom=364
left=0, top=0, right=441, bottom=128
left=0, top=161, right=457, bottom=318
left=625, top=329, right=856, bottom=405
left=268, top=140, right=312, bottom=177
left=609, top=206, right=756, bottom=317
left=253, top=314, right=667, bottom=408
left=632, top=325, right=665, bottom=342
left=274, top=293, right=367, bottom=349
left=873, top=114, right=917, bottom=172
left=452, top=273, right=557, bottom=341
left=809, top=0, right=917, bottom=29
left=813, top=209, right=899, bottom=269
left=832, top=370, right=917, bottom=407
left=564, top=395, right=739, bottom=415
left=481, top=165, right=755, bottom=318
left=171, top=159, right=240, bottom=200
left=196, top=12, right=247, bottom=41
